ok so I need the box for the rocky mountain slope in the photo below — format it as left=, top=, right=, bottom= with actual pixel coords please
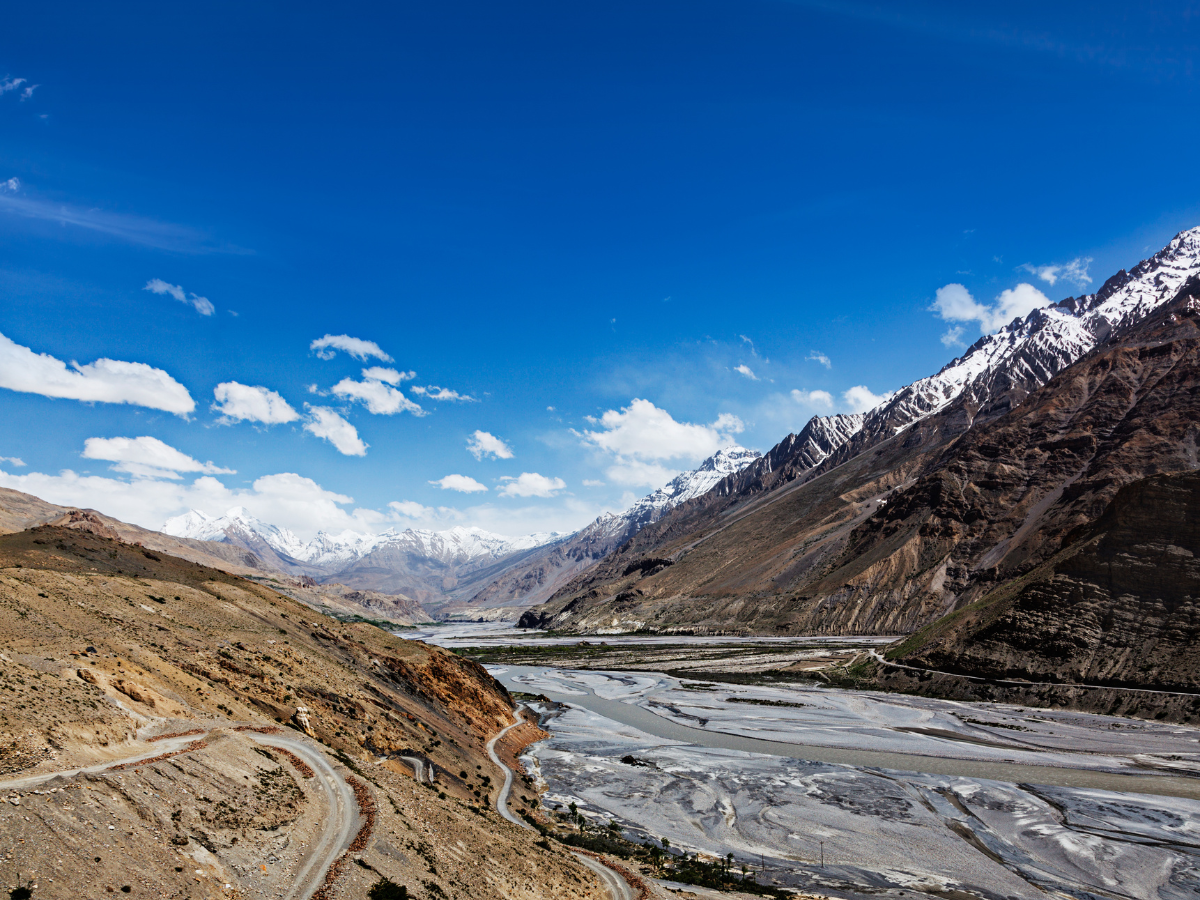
left=0, top=525, right=612, bottom=899
left=464, top=446, right=761, bottom=612
left=889, top=470, right=1200, bottom=697
left=521, top=229, right=1200, bottom=640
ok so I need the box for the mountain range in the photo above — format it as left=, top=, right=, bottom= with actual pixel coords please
left=518, top=226, right=1200, bottom=674
left=160, top=445, right=762, bottom=614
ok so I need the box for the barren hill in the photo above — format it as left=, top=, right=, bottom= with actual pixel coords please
left=0, top=525, right=611, bottom=899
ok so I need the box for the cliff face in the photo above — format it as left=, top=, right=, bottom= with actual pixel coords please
left=522, top=280, right=1200, bottom=639
left=895, top=471, right=1200, bottom=694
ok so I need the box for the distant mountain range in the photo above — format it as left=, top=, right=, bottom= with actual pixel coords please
left=160, top=445, right=762, bottom=614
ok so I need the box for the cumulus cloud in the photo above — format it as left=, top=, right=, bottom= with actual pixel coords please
left=930, top=282, right=1052, bottom=337
left=498, top=472, right=566, bottom=498
left=310, top=334, right=392, bottom=362
left=410, top=385, right=476, bottom=402
left=1019, top=257, right=1093, bottom=287
left=430, top=474, right=488, bottom=493
left=331, top=368, right=424, bottom=416
left=144, top=278, right=215, bottom=316
left=212, top=382, right=299, bottom=425
left=467, top=431, right=513, bottom=460
left=0, top=330, right=194, bottom=415
left=82, top=436, right=234, bottom=480
left=734, top=364, right=758, bottom=380
left=806, top=351, right=832, bottom=369
left=842, top=385, right=890, bottom=413
left=0, top=456, right=25, bottom=467
left=579, top=399, right=745, bottom=490
left=581, top=399, right=744, bottom=464
left=791, top=389, right=834, bottom=407
left=304, top=406, right=368, bottom=456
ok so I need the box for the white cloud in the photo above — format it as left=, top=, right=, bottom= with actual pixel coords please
left=20, top=84, right=37, bottom=101
left=602, top=460, right=679, bottom=489
left=791, top=389, right=834, bottom=407
left=498, top=472, right=566, bottom=498
left=0, top=77, right=26, bottom=95
left=940, top=325, right=966, bottom=348
left=1019, top=257, right=1093, bottom=287
left=388, top=500, right=434, bottom=518
left=931, top=282, right=1052, bottom=333
left=0, top=456, right=25, bottom=467
left=581, top=479, right=605, bottom=487
left=361, top=367, right=415, bottom=384
left=0, top=330, right=194, bottom=415
left=806, top=351, right=832, bottom=369
left=212, top=382, right=300, bottom=425
left=580, top=399, right=744, bottom=464
left=331, top=369, right=424, bottom=415
left=82, top=436, right=234, bottom=480
left=410, top=385, right=476, bottom=402
left=2, top=177, right=19, bottom=192
left=310, top=334, right=392, bottom=362
left=843, top=385, right=890, bottom=413
left=430, top=474, right=488, bottom=493
left=144, top=278, right=215, bottom=316
left=734, top=364, right=758, bottom=380
left=304, top=406, right=367, bottom=456
left=467, top=431, right=513, bottom=460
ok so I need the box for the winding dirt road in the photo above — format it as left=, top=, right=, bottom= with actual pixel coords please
left=0, top=726, right=359, bottom=900
left=486, top=706, right=635, bottom=900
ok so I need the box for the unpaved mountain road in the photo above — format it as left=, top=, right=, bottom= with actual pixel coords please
left=0, top=725, right=359, bottom=900
left=486, top=705, right=636, bottom=900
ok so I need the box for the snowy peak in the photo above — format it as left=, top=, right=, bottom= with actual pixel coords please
left=162, top=507, right=561, bottom=571
left=851, top=226, right=1200, bottom=443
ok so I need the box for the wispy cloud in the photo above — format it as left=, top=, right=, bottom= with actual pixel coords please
left=734, top=364, right=758, bottom=380
left=1018, top=257, right=1093, bottom=288
left=430, top=474, right=488, bottom=493
left=0, top=77, right=26, bottom=96
left=0, top=330, right=194, bottom=415
left=0, top=456, right=25, bottom=467
left=467, top=431, right=513, bottom=460
left=20, top=84, right=38, bottom=101
left=212, top=382, right=300, bottom=425
left=410, top=385, right=476, bottom=402
left=145, top=278, right=214, bottom=316
left=310, top=334, right=392, bottom=362
left=0, top=182, right=244, bottom=254
left=806, top=351, right=832, bottom=369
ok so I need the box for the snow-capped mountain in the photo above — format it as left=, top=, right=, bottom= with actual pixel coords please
left=858, top=226, right=1200, bottom=443
left=163, top=509, right=562, bottom=574
left=595, top=446, right=761, bottom=538
left=703, top=228, right=1200, bottom=507
left=464, top=446, right=761, bottom=610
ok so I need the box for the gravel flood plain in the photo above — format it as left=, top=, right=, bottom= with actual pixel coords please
left=495, top=665, right=1200, bottom=899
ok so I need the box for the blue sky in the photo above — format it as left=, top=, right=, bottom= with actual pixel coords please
left=1, top=1, right=1198, bottom=538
